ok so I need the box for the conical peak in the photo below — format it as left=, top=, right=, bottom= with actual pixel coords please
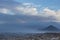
left=43, top=25, right=59, bottom=31
left=48, top=25, right=56, bottom=28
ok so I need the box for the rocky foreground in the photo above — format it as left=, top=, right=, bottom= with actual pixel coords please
left=0, top=33, right=60, bottom=40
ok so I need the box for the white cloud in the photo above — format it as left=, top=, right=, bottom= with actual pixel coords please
left=22, top=3, right=32, bottom=6
left=15, top=4, right=60, bottom=22
left=0, top=0, right=60, bottom=22
left=0, top=8, right=9, bottom=14
left=55, top=10, right=60, bottom=21
left=16, top=6, right=38, bottom=15
left=42, top=7, right=60, bottom=22
left=43, top=7, right=56, bottom=16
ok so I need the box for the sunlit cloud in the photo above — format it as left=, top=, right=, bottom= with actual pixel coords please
left=42, top=7, right=60, bottom=22
left=15, top=2, right=39, bottom=15
left=16, top=6, right=38, bottom=15
left=43, top=7, right=56, bottom=16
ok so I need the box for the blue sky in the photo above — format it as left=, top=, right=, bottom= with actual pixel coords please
left=15, top=0, right=60, bottom=9
left=0, top=0, right=60, bottom=33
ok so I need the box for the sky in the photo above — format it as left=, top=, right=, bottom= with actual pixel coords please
left=0, top=0, right=60, bottom=33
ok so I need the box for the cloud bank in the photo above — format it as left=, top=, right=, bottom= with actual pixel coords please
left=0, top=0, right=60, bottom=23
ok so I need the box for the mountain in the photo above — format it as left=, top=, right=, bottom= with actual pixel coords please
left=40, top=25, right=60, bottom=33
left=43, top=25, right=59, bottom=31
